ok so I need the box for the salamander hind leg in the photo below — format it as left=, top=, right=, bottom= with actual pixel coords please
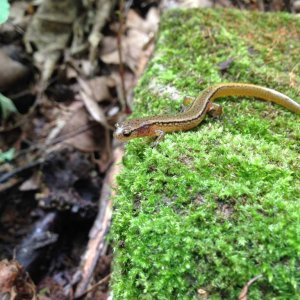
left=207, top=102, right=223, bottom=118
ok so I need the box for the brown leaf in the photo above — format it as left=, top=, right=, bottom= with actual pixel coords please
left=0, top=50, right=30, bottom=92
left=100, top=49, right=120, bottom=65
left=86, top=77, right=113, bottom=103
left=0, top=260, right=19, bottom=294
left=59, top=108, right=106, bottom=152
left=145, top=7, right=160, bottom=33
left=101, top=29, right=151, bottom=74
left=77, top=78, right=111, bottom=129
left=126, top=29, right=151, bottom=72
left=8, top=2, right=31, bottom=25
left=24, top=0, right=79, bottom=82
left=19, top=172, right=41, bottom=191
left=126, top=8, right=159, bottom=34
left=80, top=90, right=109, bottom=127
left=100, top=36, right=118, bottom=56
left=161, top=0, right=212, bottom=8
left=0, top=259, right=37, bottom=300
left=126, top=9, right=145, bottom=30
left=109, top=71, right=135, bottom=102
left=294, top=0, right=300, bottom=12
left=197, top=288, right=208, bottom=299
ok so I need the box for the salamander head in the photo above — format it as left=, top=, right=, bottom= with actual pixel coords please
left=114, top=120, right=152, bottom=141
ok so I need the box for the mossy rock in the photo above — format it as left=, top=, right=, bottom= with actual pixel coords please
left=112, top=8, right=300, bottom=299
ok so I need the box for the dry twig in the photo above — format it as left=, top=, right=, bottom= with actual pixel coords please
left=238, top=274, right=263, bottom=300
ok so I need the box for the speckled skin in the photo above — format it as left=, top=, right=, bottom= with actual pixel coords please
left=114, top=83, right=300, bottom=141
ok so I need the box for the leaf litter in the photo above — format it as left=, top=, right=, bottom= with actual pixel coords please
left=0, top=1, right=161, bottom=299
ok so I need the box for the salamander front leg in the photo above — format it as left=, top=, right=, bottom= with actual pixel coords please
left=151, top=130, right=166, bottom=147
left=207, top=102, right=223, bottom=118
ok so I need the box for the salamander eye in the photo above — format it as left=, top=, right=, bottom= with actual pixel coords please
left=123, top=129, right=132, bottom=137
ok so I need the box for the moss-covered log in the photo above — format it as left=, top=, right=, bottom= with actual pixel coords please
left=112, top=9, right=300, bottom=299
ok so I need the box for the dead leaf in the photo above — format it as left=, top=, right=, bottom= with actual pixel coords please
left=87, top=0, right=116, bottom=68
left=100, top=49, right=120, bottom=65
left=101, top=30, right=151, bottom=74
left=87, top=77, right=113, bottom=103
left=77, top=78, right=111, bottom=129
left=19, top=172, right=41, bottom=191
left=145, top=7, right=160, bottom=33
left=161, top=0, right=211, bottom=9
left=135, top=36, right=155, bottom=77
left=109, top=71, right=135, bottom=103
left=294, top=0, right=300, bottom=12
left=0, top=50, right=30, bottom=92
left=126, top=29, right=151, bottom=72
left=197, top=288, right=208, bottom=298
left=0, top=260, right=19, bottom=294
left=101, top=9, right=155, bottom=75
left=59, top=108, right=106, bottom=152
left=24, top=0, right=79, bottom=83
left=100, top=36, right=118, bottom=56
left=126, top=9, right=148, bottom=31
left=80, top=90, right=110, bottom=127
left=126, top=8, right=159, bottom=34
left=0, top=259, right=37, bottom=300
left=8, top=2, right=31, bottom=25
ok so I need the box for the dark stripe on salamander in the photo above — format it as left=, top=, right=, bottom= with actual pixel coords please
left=148, top=85, right=227, bottom=127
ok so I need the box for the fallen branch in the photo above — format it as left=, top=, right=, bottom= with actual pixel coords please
left=73, top=146, right=123, bottom=298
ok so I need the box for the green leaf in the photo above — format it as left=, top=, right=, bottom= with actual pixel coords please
left=0, top=93, right=18, bottom=121
left=0, top=0, right=10, bottom=24
left=0, top=148, right=15, bottom=162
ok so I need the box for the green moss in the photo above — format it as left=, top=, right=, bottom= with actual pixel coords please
left=112, top=8, right=300, bottom=299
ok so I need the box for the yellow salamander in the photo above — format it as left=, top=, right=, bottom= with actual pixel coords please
left=114, top=83, right=300, bottom=142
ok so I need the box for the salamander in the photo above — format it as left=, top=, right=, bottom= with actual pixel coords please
left=114, top=83, right=300, bottom=142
